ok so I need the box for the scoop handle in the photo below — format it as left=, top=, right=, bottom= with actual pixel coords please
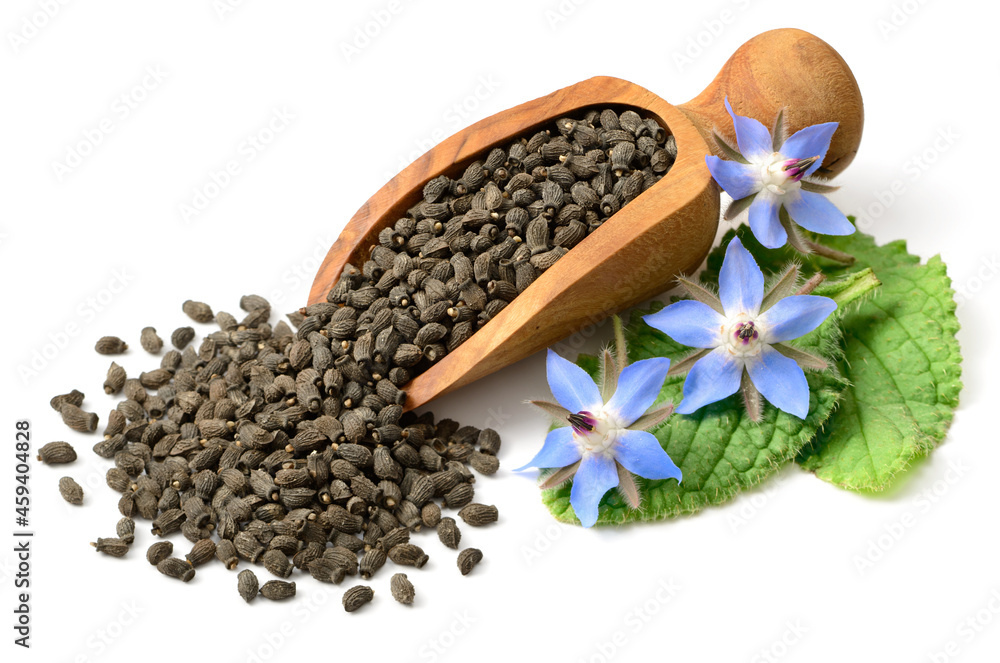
left=678, top=28, right=863, bottom=177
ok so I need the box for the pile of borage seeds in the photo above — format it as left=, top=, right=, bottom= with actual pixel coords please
left=38, top=106, right=675, bottom=610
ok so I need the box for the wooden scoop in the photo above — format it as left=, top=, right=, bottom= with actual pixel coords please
left=309, top=28, right=864, bottom=411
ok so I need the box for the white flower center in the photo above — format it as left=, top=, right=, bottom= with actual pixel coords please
left=722, top=313, right=765, bottom=358
left=760, top=152, right=801, bottom=197
left=573, top=409, right=622, bottom=458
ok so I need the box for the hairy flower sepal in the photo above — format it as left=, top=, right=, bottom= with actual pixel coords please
left=517, top=333, right=681, bottom=528
left=707, top=98, right=855, bottom=259
left=644, top=237, right=836, bottom=422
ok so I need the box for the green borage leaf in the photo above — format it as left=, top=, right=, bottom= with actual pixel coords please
left=706, top=223, right=963, bottom=493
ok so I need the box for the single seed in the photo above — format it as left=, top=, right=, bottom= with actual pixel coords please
left=437, top=517, right=461, bottom=549
left=116, top=517, right=135, bottom=544
left=342, top=585, right=375, bottom=612
left=146, top=541, right=173, bottom=566
left=103, top=362, right=127, bottom=394
left=37, top=441, right=77, bottom=464
left=186, top=539, right=217, bottom=567
left=50, top=389, right=85, bottom=412
left=457, top=548, right=483, bottom=575
left=259, top=580, right=296, bottom=601
left=458, top=503, right=499, bottom=527
left=92, top=537, right=129, bottom=558
left=387, top=543, right=429, bottom=568
left=262, top=549, right=293, bottom=578
left=58, top=477, right=84, bottom=504
left=95, top=336, right=128, bottom=355
left=238, top=569, right=259, bottom=602
left=157, top=557, right=196, bottom=582
left=171, top=326, right=195, bottom=350
left=183, top=300, right=215, bottom=323
left=359, top=548, right=386, bottom=579
left=390, top=573, right=415, bottom=605
left=421, top=502, right=442, bottom=528
left=216, top=540, right=239, bottom=570
left=140, top=327, right=164, bottom=354
left=60, top=403, right=99, bottom=433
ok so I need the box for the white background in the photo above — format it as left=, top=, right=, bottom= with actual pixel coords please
left=2, top=1, right=998, bottom=662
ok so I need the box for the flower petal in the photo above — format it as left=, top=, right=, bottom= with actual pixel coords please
left=783, top=190, right=855, bottom=236
left=614, top=429, right=682, bottom=482
left=643, top=301, right=725, bottom=349
left=604, top=357, right=671, bottom=426
left=725, top=97, right=772, bottom=162
left=514, top=426, right=581, bottom=471
left=745, top=345, right=810, bottom=419
left=675, top=347, right=743, bottom=414
left=780, top=122, right=837, bottom=177
left=705, top=156, right=761, bottom=200
left=545, top=348, right=603, bottom=414
left=569, top=453, right=619, bottom=528
left=747, top=190, right=787, bottom=249
left=718, top=237, right=764, bottom=317
left=758, top=295, right=837, bottom=343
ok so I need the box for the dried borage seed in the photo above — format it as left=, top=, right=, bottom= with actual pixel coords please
left=37, top=441, right=77, bottom=465
left=50, top=389, right=84, bottom=412
left=95, top=336, right=128, bottom=355
left=140, top=327, right=163, bottom=354
left=92, top=537, right=129, bottom=558
left=59, top=403, right=99, bottom=433
left=343, top=585, right=374, bottom=612
left=58, top=477, right=84, bottom=504
left=157, top=557, right=195, bottom=582
left=390, top=573, right=415, bottom=605
left=238, top=569, right=259, bottom=603
left=458, top=503, right=498, bottom=527
left=457, top=548, right=483, bottom=576
left=259, top=580, right=296, bottom=601
left=182, top=300, right=215, bottom=323
left=146, top=541, right=173, bottom=566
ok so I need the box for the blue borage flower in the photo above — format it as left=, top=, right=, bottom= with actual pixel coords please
left=706, top=98, right=855, bottom=253
left=644, top=237, right=836, bottom=422
left=516, top=323, right=680, bottom=528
